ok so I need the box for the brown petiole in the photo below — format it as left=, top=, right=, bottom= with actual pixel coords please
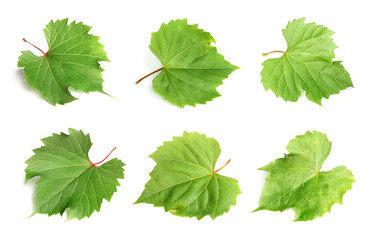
left=136, top=67, right=164, bottom=84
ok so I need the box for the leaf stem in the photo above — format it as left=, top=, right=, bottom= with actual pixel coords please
left=22, top=38, right=46, bottom=55
left=91, top=147, right=117, bottom=166
left=213, top=159, right=231, bottom=174
left=136, top=67, right=164, bottom=84
left=262, top=50, right=286, bottom=56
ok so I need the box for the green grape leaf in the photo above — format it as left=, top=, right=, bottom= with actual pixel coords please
left=136, top=19, right=238, bottom=108
left=135, top=131, right=241, bottom=219
left=25, top=128, right=124, bottom=220
left=18, top=19, right=109, bottom=105
left=261, top=18, right=353, bottom=105
left=254, top=130, right=354, bottom=221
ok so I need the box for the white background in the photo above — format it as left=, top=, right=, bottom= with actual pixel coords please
left=0, top=0, right=372, bottom=239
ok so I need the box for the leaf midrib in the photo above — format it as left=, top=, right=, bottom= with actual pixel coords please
left=286, top=54, right=350, bottom=84
left=31, top=49, right=103, bottom=102
left=36, top=164, right=92, bottom=211
left=173, top=174, right=216, bottom=213
left=36, top=162, right=113, bottom=216
left=138, top=173, right=214, bottom=202
left=262, top=171, right=321, bottom=208
left=286, top=32, right=334, bottom=52
left=163, top=40, right=212, bottom=67
left=41, top=54, right=98, bottom=98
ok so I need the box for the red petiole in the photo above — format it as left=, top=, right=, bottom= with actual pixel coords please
left=213, top=159, right=231, bottom=174
left=91, top=147, right=117, bottom=167
left=22, top=38, right=48, bottom=56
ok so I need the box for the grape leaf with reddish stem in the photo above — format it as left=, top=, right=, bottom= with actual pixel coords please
left=135, top=131, right=241, bottom=219
left=18, top=19, right=109, bottom=105
left=25, top=128, right=125, bottom=220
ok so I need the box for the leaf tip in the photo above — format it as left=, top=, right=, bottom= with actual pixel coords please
left=251, top=206, right=263, bottom=213
left=103, top=91, right=118, bottom=100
